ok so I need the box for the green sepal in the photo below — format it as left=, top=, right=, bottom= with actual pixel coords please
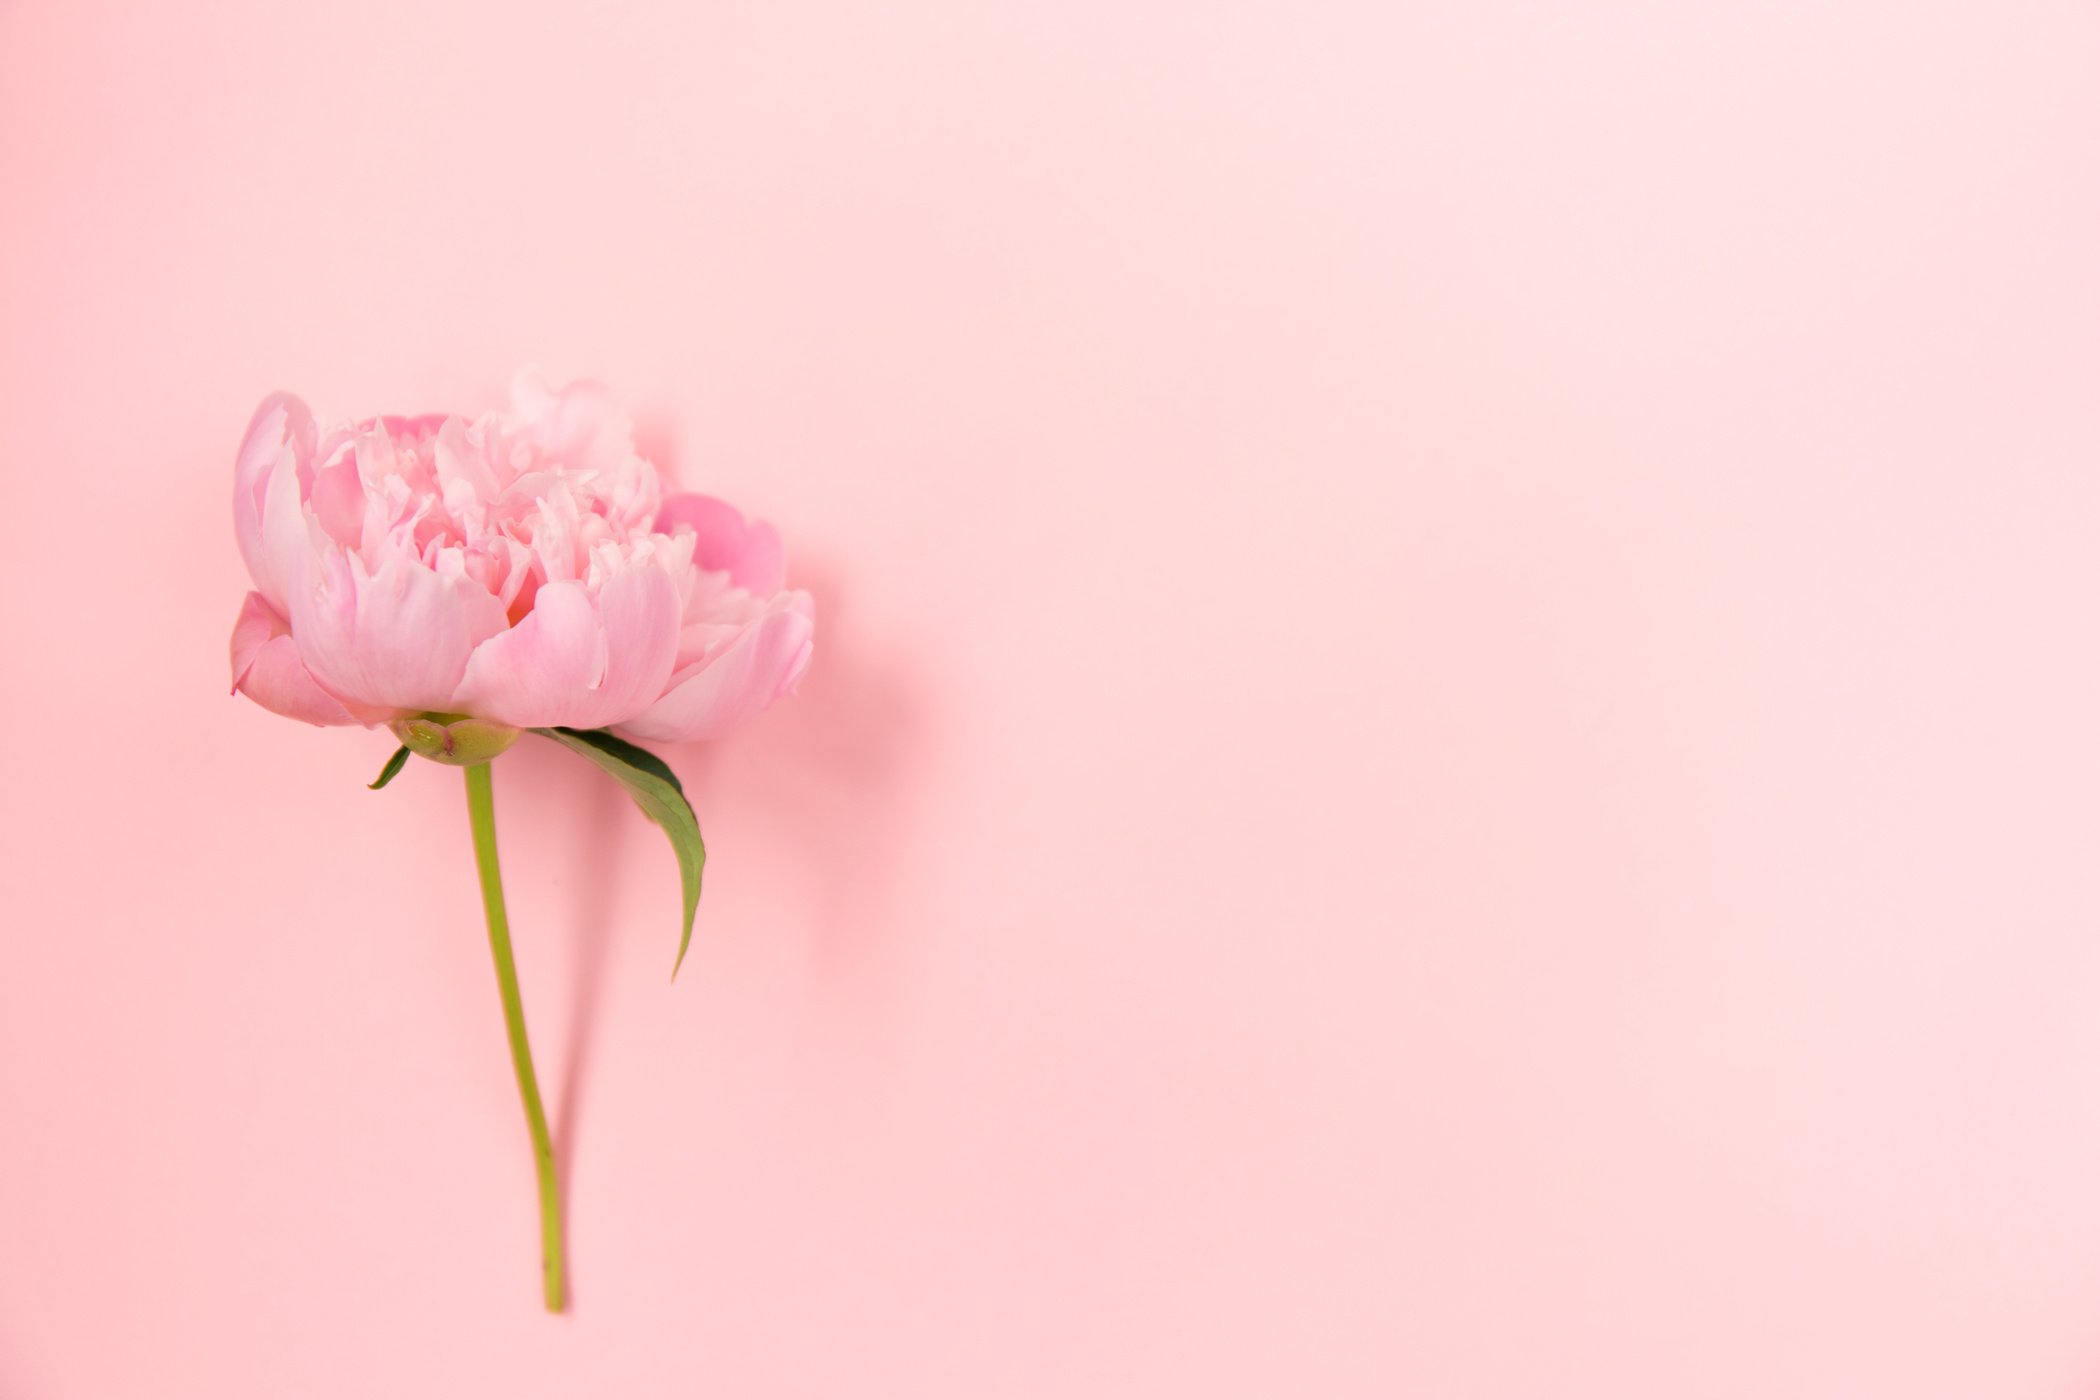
left=368, top=746, right=412, bottom=790
left=391, top=714, right=521, bottom=766
left=533, top=727, right=705, bottom=978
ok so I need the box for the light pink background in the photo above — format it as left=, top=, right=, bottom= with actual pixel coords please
left=4, top=2, right=2099, bottom=1395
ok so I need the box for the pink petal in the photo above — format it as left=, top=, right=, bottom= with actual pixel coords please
left=373, top=413, right=450, bottom=438
left=656, top=494, right=787, bottom=596
left=229, top=592, right=382, bottom=727
left=617, top=591, right=814, bottom=744
left=307, top=456, right=366, bottom=549
left=507, top=370, right=635, bottom=475
left=291, top=550, right=509, bottom=714
left=232, top=393, right=315, bottom=611
left=256, top=446, right=316, bottom=614
left=543, top=380, right=634, bottom=476
left=452, top=562, right=680, bottom=729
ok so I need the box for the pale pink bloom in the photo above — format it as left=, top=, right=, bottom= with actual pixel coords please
left=229, top=371, right=814, bottom=742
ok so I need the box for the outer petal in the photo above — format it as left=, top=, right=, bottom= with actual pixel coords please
left=450, top=562, right=681, bottom=729
left=656, top=494, right=787, bottom=596
left=255, top=445, right=318, bottom=617
left=229, top=592, right=376, bottom=727
left=616, top=590, right=815, bottom=744
left=232, top=393, right=315, bottom=610
left=507, top=368, right=634, bottom=474
left=291, top=549, right=509, bottom=714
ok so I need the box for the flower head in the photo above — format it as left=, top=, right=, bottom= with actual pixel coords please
left=229, top=371, right=813, bottom=742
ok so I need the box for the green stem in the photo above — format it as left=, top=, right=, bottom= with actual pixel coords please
left=464, top=761, right=566, bottom=1313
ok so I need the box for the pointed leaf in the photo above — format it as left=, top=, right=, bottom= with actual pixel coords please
left=533, top=727, right=705, bottom=977
left=368, top=745, right=412, bottom=790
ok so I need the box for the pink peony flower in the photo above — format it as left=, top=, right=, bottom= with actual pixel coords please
left=226, top=371, right=808, bottom=1311
left=229, top=370, right=814, bottom=743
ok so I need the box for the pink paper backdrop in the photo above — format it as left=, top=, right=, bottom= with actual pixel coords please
left=4, top=2, right=2100, bottom=1395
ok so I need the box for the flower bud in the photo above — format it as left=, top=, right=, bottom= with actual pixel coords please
left=390, top=714, right=522, bottom=766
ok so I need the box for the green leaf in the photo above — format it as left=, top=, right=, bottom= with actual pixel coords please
left=368, top=745, right=412, bottom=790
left=533, top=727, right=705, bottom=978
